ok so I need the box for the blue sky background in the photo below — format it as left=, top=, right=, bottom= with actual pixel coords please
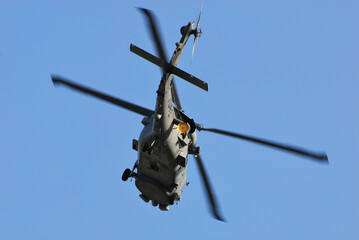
left=1, top=0, right=358, bottom=239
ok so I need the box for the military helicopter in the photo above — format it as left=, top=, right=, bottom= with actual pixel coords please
left=51, top=5, right=328, bottom=222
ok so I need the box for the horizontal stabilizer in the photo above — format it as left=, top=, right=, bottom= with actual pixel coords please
left=130, top=44, right=208, bottom=91
left=167, top=64, right=208, bottom=91
left=130, top=44, right=165, bottom=69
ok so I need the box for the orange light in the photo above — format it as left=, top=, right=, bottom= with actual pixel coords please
left=177, top=122, right=189, bottom=133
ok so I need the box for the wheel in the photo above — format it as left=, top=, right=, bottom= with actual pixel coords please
left=122, top=168, right=132, bottom=181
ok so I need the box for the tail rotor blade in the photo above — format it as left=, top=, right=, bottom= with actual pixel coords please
left=196, top=0, right=204, bottom=30
left=198, top=126, right=328, bottom=163
left=194, top=154, right=225, bottom=222
left=190, top=37, right=199, bottom=65
left=191, top=0, right=203, bottom=65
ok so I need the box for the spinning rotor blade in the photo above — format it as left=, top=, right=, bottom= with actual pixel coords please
left=191, top=36, right=199, bottom=65
left=198, top=127, right=328, bottom=163
left=194, top=154, right=225, bottom=222
left=51, top=75, right=154, bottom=117
left=138, top=9, right=183, bottom=110
left=138, top=8, right=168, bottom=68
left=191, top=0, right=203, bottom=64
left=196, top=0, right=204, bottom=30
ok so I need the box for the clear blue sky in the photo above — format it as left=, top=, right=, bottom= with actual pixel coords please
left=1, top=0, right=358, bottom=239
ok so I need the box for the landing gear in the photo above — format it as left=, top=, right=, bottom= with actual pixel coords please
left=122, top=168, right=132, bottom=181
left=122, top=161, right=138, bottom=182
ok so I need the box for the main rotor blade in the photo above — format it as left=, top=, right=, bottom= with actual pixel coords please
left=194, top=154, right=225, bottom=222
left=199, top=127, right=328, bottom=163
left=51, top=75, right=154, bottom=117
left=138, top=8, right=168, bottom=70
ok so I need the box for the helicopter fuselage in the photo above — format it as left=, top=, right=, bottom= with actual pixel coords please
left=131, top=22, right=198, bottom=209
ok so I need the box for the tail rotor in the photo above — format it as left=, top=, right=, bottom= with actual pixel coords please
left=191, top=0, right=204, bottom=64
